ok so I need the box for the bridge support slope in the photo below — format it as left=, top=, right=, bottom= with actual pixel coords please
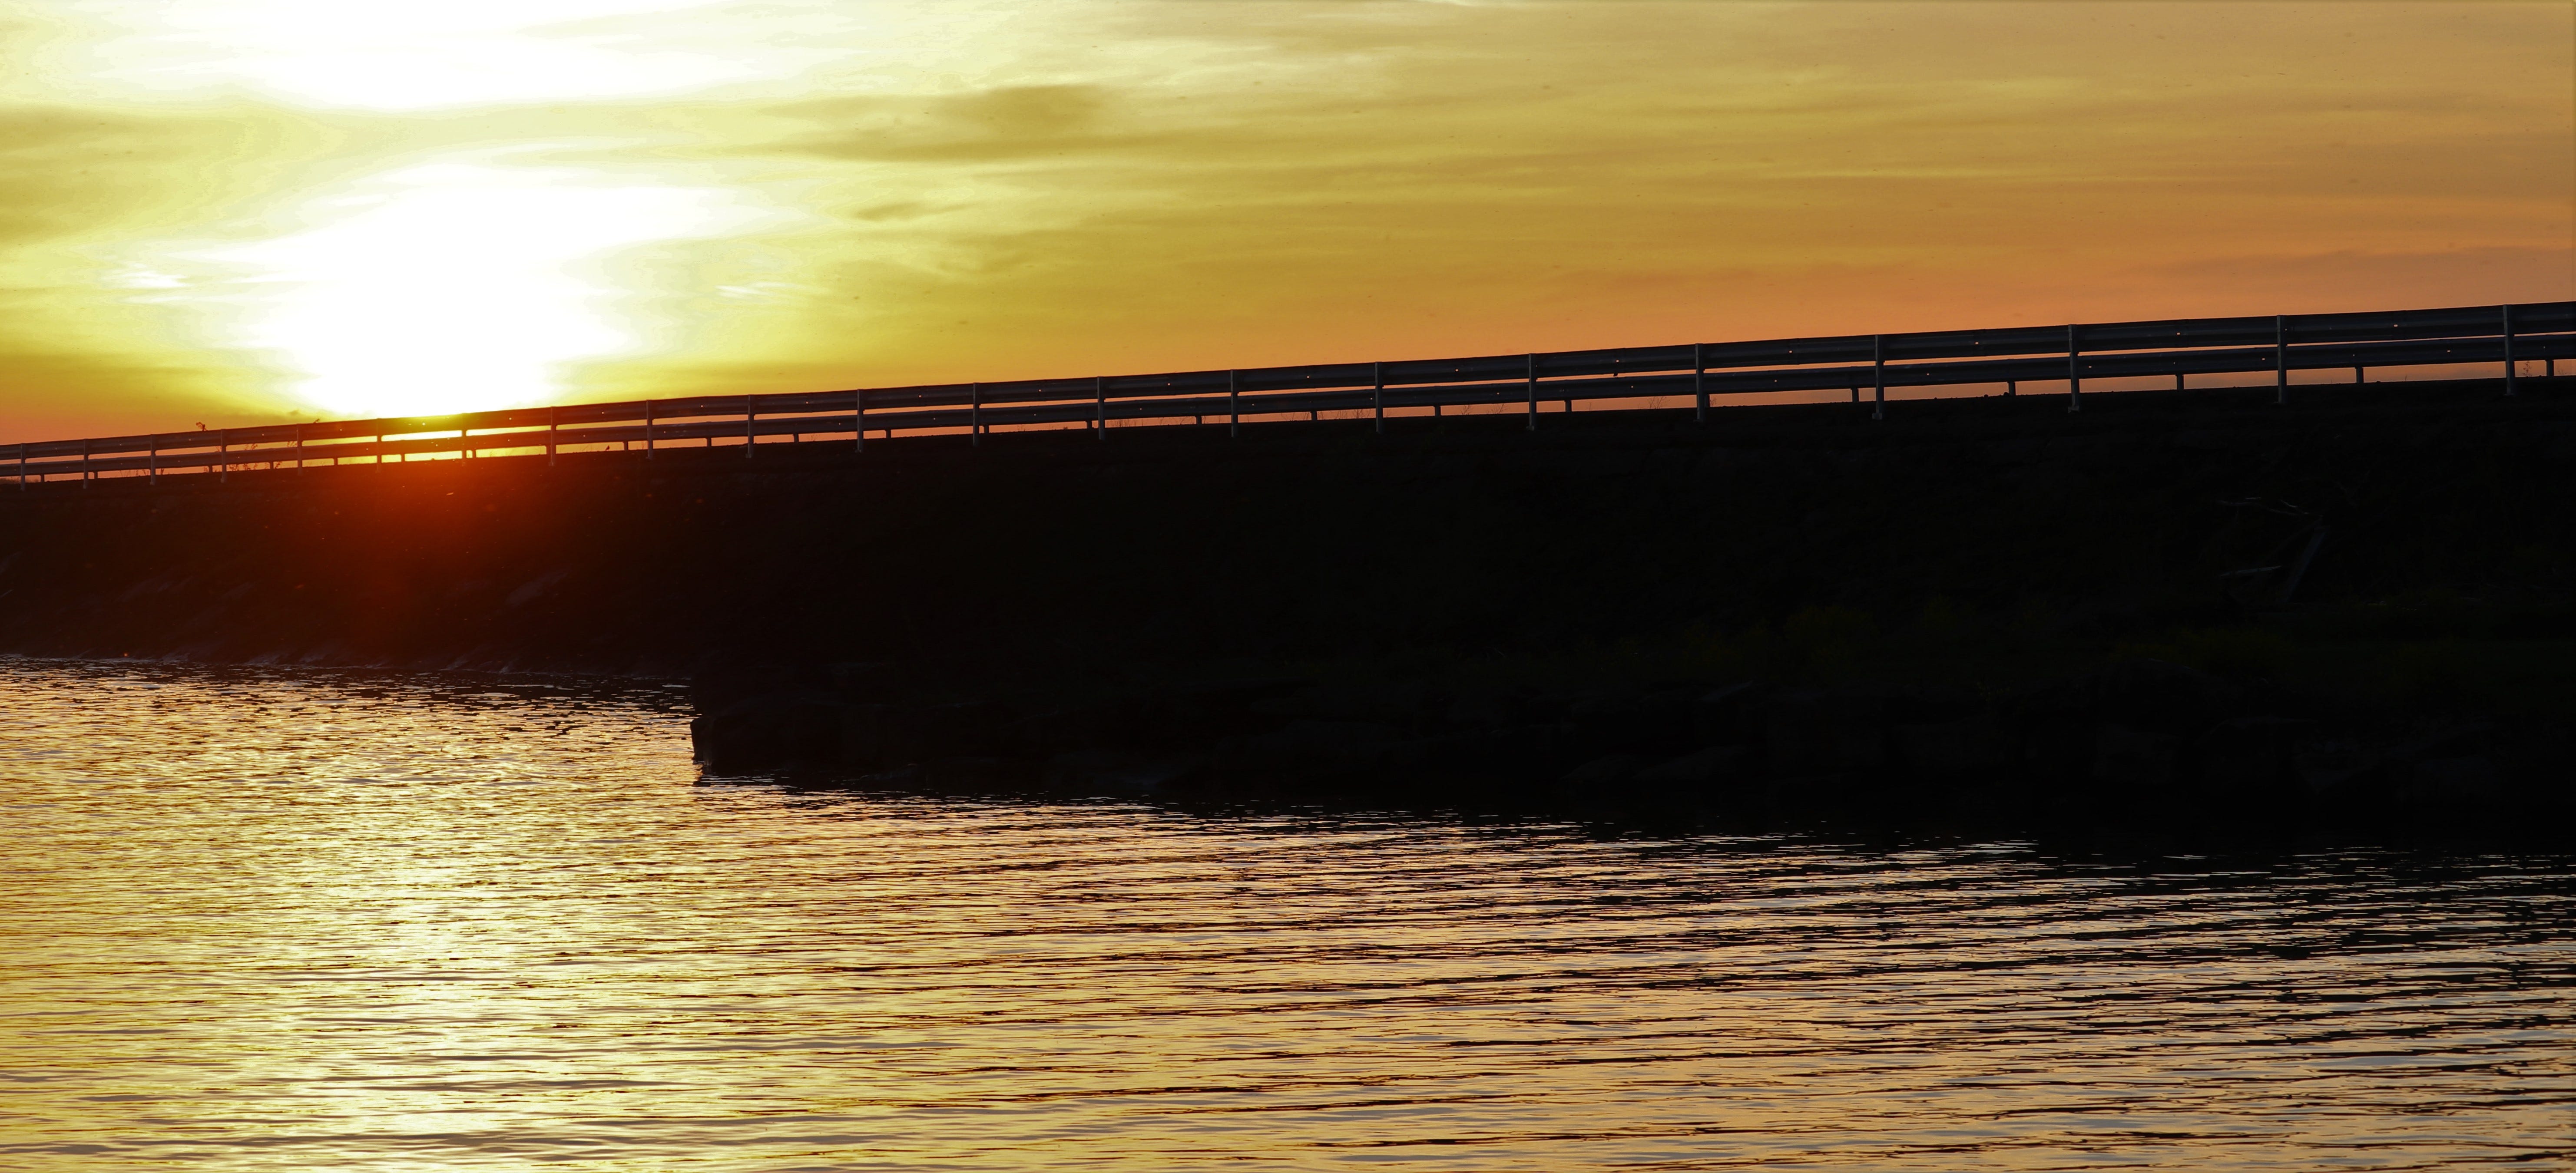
left=1, top=377, right=2570, bottom=696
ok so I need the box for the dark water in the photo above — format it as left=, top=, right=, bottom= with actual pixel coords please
left=3, top=658, right=2572, bottom=1170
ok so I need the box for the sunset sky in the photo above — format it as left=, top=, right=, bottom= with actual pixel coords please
left=0, top=0, right=2567, bottom=439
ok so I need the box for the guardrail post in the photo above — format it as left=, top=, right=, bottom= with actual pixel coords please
left=13, top=301, right=2567, bottom=486
left=2503, top=304, right=2517, bottom=397
left=2275, top=315, right=2289, bottom=406
left=1694, top=343, right=1707, bottom=423
left=970, top=382, right=982, bottom=446
left=1525, top=354, right=1537, bottom=431
left=2066, top=324, right=2082, bottom=413
left=1871, top=334, right=1886, bottom=421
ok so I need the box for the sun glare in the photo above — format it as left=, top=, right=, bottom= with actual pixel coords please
left=2, top=1, right=2563, bottom=436
left=178, top=161, right=775, bottom=420
left=37, top=0, right=844, bottom=419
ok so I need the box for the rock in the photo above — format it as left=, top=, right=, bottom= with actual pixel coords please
left=1446, top=684, right=1563, bottom=730
left=1252, top=679, right=1440, bottom=725
left=1568, top=687, right=1698, bottom=756
left=2092, top=723, right=2179, bottom=790
left=1561, top=754, right=1653, bottom=789
left=1043, top=750, right=1203, bottom=795
left=841, top=700, right=1020, bottom=769
left=2183, top=717, right=2314, bottom=827
left=2292, top=739, right=2380, bottom=796
left=2404, top=756, right=2502, bottom=805
left=922, top=700, right=1021, bottom=757
left=2096, top=658, right=2243, bottom=733
left=1381, top=724, right=1582, bottom=788
left=1762, top=773, right=1855, bottom=814
left=1690, top=682, right=1765, bottom=745
left=1012, top=701, right=1125, bottom=754
left=2196, top=717, right=2309, bottom=797
left=2003, top=675, right=2096, bottom=724
left=1161, top=677, right=1314, bottom=739
left=692, top=690, right=848, bottom=774
left=1233, top=720, right=1403, bottom=771
left=843, top=762, right=927, bottom=789
left=826, top=660, right=907, bottom=702
left=1634, top=745, right=1753, bottom=786
left=1766, top=689, right=1889, bottom=776
left=2390, top=723, right=2500, bottom=764
left=1892, top=715, right=2006, bottom=778
left=692, top=663, right=834, bottom=714
left=2014, top=714, right=2096, bottom=786
left=920, top=757, right=1037, bottom=790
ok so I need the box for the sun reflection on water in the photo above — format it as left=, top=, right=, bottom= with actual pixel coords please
left=3, top=658, right=2575, bottom=1170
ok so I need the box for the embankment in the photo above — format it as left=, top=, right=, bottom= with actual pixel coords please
left=4, top=377, right=2571, bottom=834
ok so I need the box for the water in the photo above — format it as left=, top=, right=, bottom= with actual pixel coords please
left=3, top=658, right=2572, bottom=1171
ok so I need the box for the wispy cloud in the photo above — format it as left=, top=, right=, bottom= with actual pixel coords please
left=0, top=1, right=2566, bottom=436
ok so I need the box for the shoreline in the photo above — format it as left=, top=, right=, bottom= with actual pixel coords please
left=4, top=648, right=2560, bottom=846
left=690, top=654, right=2573, bottom=846
left=7, top=377, right=2570, bottom=842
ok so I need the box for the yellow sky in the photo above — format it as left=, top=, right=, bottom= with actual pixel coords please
left=0, top=1, right=2567, bottom=439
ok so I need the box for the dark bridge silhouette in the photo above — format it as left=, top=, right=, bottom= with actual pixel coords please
left=12, top=301, right=2572, bottom=486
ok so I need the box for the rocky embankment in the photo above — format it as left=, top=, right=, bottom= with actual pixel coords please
left=691, top=658, right=2566, bottom=841
left=4, top=375, right=2569, bottom=841
left=3, top=376, right=2569, bottom=679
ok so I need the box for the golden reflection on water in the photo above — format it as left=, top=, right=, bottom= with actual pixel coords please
left=3, top=658, right=2575, bottom=1170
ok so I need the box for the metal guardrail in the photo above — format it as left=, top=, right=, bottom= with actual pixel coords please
left=10, top=301, right=2572, bottom=485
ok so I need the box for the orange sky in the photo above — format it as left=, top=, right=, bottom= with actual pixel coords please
left=0, top=1, right=2567, bottom=441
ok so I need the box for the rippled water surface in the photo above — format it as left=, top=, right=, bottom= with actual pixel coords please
left=5, top=658, right=2575, bottom=1170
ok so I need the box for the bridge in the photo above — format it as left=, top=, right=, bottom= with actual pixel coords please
left=10, top=301, right=2571, bottom=486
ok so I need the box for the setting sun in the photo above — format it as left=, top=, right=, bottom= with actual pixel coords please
left=177, top=159, right=778, bottom=417
left=0, top=1, right=2565, bottom=436
left=4, top=7, right=2576, bottom=1170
